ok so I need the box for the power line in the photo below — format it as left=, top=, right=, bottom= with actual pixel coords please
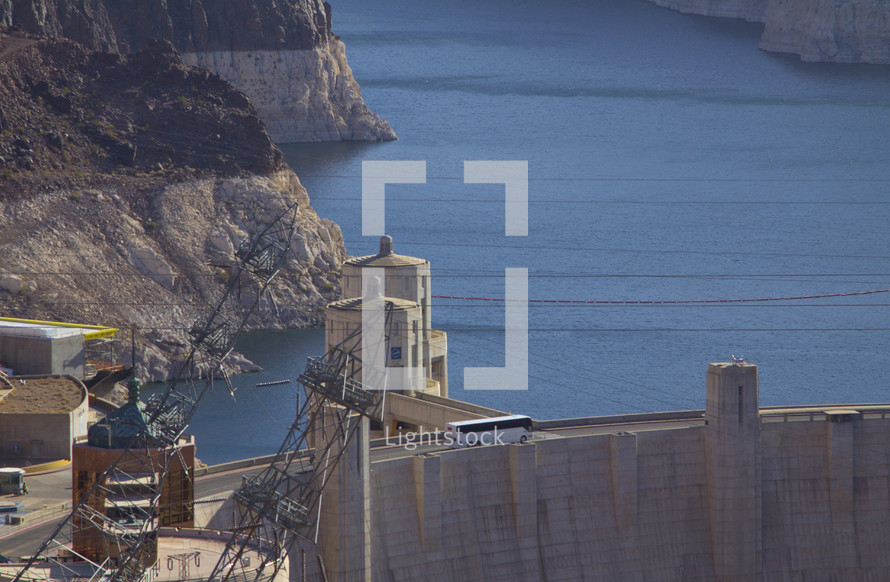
left=310, top=196, right=890, bottom=204
left=431, top=272, right=890, bottom=278
left=433, top=287, right=890, bottom=305
left=450, top=334, right=702, bottom=410
left=285, top=173, right=890, bottom=184
left=8, top=269, right=890, bottom=280
left=321, top=323, right=888, bottom=333
left=438, top=327, right=890, bottom=332
left=445, top=337, right=879, bottom=473
left=343, top=239, right=890, bottom=261
left=431, top=303, right=890, bottom=308
left=445, top=343, right=672, bottom=413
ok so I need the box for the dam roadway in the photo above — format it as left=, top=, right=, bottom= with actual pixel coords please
left=12, top=373, right=890, bottom=582
left=0, top=414, right=704, bottom=561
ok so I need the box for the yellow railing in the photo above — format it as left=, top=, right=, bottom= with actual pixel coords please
left=0, top=317, right=118, bottom=339
left=24, top=459, right=71, bottom=474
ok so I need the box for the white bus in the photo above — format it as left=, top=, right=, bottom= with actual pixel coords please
left=446, top=415, right=534, bottom=448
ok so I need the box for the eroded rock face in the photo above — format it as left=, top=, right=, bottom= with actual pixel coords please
left=127, top=245, right=176, bottom=291
left=0, top=0, right=325, bottom=54
left=0, top=274, right=23, bottom=294
left=0, top=38, right=346, bottom=381
left=645, top=0, right=890, bottom=63
left=0, top=0, right=396, bottom=141
left=0, top=169, right=345, bottom=381
left=760, top=0, right=890, bottom=63
left=0, top=38, right=284, bottom=182
left=184, top=39, right=394, bottom=142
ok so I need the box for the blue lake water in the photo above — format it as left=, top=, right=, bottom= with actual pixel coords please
left=176, top=0, right=890, bottom=464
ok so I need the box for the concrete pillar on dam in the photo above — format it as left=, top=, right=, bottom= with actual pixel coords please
left=509, top=442, right=540, bottom=575
left=318, top=408, right=371, bottom=582
left=610, top=432, right=638, bottom=530
left=705, top=361, right=762, bottom=581
left=412, top=453, right=442, bottom=551
left=826, top=409, right=857, bottom=569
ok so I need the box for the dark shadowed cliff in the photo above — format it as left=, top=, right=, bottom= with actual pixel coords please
left=0, top=0, right=326, bottom=53
left=0, top=37, right=282, bottom=186
left=0, top=0, right=396, bottom=141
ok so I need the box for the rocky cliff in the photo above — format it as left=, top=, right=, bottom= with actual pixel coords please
left=0, top=36, right=345, bottom=380
left=760, top=0, right=890, bottom=63
left=0, top=0, right=396, bottom=141
left=646, top=0, right=890, bottom=63
left=183, top=38, right=391, bottom=142
left=648, top=0, right=767, bottom=22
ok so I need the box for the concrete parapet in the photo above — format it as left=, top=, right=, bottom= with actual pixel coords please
left=194, top=451, right=288, bottom=477
left=413, top=392, right=507, bottom=417
left=385, top=393, right=497, bottom=433
left=87, top=393, right=117, bottom=413
left=536, top=409, right=704, bottom=430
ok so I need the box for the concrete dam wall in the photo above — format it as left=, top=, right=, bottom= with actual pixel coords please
left=325, top=362, right=890, bottom=581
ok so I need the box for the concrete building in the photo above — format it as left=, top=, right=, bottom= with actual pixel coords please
left=0, top=378, right=288, bottom=582
left=326, top=297, right=430, bottom=395
left=327, top=236, right=448, bottom=398
left=314, top=360, right=890, bottom=582
left=0, top=375, right=88, bottom=463
left=71, top=378, right=195, bottom=565
left=0, top=318, right=118, bottom=379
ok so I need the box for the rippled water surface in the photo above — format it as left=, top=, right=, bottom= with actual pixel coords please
left=180, top=0, right=890, bottom=464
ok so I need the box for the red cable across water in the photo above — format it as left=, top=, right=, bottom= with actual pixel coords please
left=432, top=287, right=890, bottom=305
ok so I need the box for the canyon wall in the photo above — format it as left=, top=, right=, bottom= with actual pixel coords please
left=183, top=40, right=393, bottom=142
left=646, top=0, right=890, bottom=64
left=0, top=168, right=346, bottom=381
left=0, top=38, right=346, bottom=381
left=760, top=0, right=890, bottom=63
left=0, top=0, right=395, bottom=141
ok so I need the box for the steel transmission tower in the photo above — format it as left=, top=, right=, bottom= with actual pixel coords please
left=205, top=303, right=399, bottom=582
left=12, top=205, right=300, bottom=582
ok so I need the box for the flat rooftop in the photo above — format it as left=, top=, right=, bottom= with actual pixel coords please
left=0, top=317, right=117, bottom=340
left=0, top=376, right=86, bottom=414
left=327, top=296, right=419, bottom=311
left=345, top=252, right=428, bottom=268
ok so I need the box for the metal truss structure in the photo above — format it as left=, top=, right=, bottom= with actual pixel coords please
left=205, top=304, right=399, bottom=582
left=12, top=205, right=300, bottom=582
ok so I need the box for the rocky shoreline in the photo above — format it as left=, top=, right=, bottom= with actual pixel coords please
left=647, top=0, right=890, bottom=64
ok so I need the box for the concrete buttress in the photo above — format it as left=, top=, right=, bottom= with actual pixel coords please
left=319, top=410, right=371, bottom=582
left=705, top=361, right=762, bottom=581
